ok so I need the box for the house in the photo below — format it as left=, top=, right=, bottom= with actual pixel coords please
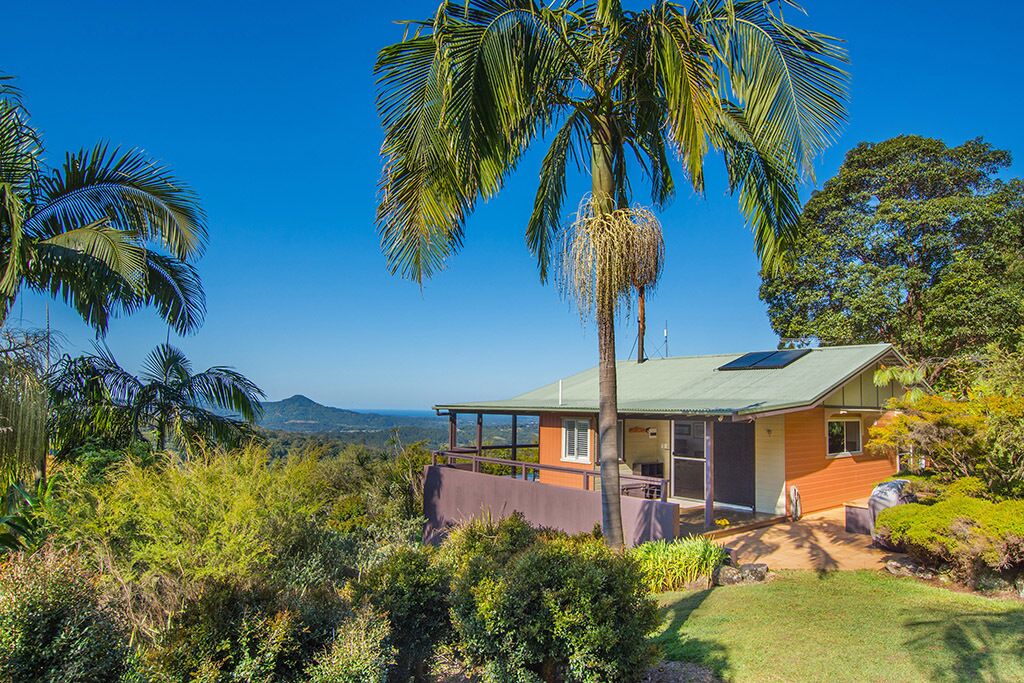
left=426, top=343, right=904, bottom=544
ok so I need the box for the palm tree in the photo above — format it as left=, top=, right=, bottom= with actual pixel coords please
left=0, top=75, right=206, bottom=335
left=561, top=201, right=664, bottom=534
left=49, top=343, right=264, bottom=455
left=376, top=0, right=847, bottom=546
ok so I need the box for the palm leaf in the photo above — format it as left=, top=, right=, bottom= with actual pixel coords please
left=29, top=144, right=207, bottom=260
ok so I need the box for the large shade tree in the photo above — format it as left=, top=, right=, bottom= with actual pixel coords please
left=0, top=76, right=206, bottom=335
left=376, top=0, right=847, bottom=545
left=760, top=135, right=1024, bottom=384
left=49, top=344, right=264, bottom=455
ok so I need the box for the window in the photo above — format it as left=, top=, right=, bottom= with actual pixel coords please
left=562, top=419, right=590, bottom=462
left=827, top=419, right=861, bottom=456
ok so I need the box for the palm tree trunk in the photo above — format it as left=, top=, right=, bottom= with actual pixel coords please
left=592, top=114, right=625, bottom=549
left=637, top=285, right=646, bottom=363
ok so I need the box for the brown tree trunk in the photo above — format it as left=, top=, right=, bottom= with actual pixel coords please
left=592, top=114, right=624, bottom=549
left=637, top=285, right=646, bottom=364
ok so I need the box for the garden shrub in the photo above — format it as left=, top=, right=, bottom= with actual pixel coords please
left=143, top=582, right=344, bottom=682
left=352, top=544, right=451, bottom=682
left=45, top=444, right=366, bottom=635
left=306, top=606, right=396, bottom=683
left=875, top=495, right=1024, bottom=584
left=0, top=548, right=132, bottom=682
left=443, top=514, right=658, bottom=683
left=629, top=536, right=729, bottom=592
left=939, top=476, right=989, bottom=500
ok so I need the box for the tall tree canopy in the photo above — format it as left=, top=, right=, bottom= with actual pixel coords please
left=376, top=0, right=847, bottom=544
left=761, top=135, right=1024, bottom=365
left=0, top=76, right=207, bottom=335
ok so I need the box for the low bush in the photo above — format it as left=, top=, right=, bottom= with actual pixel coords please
left=0, top=548, right=132, bottom=682
left=939, top=476, right=989, bottom=500
left=875, top=495, right=1024, bottom=584
left=442, top=513, right=658, bottom=683
left=629, top=536, right=729, bottom=592
left=142, top=581, right=351, bottom=682
left=306, top=607, right=396, bottom=683
left=352, top=544, right=451, bottom=682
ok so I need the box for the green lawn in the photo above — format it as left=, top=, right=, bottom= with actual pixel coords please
left=655, top=571, right=1024, bottom=683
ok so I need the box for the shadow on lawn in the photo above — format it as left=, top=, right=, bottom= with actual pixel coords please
left=903, top=605, right=1024, bottom=681
left=654, top=589, right=730, bottom=679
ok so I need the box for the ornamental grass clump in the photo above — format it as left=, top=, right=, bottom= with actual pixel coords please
left=630, top=536, right=730, bottom=592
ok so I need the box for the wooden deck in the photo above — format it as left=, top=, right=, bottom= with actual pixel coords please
left=677, top=504, right=786, bottom=537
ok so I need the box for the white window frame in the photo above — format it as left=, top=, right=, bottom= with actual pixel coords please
left=562, top=418, right=591, bottom=463
left=826, top=417, right=862, bottom=458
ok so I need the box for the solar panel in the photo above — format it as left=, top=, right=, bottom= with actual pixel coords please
left=751, top=348, right=812, bottom=368
left=718, top=348, right=812, bottom=371
left=718, top=351, right=777, bottom=371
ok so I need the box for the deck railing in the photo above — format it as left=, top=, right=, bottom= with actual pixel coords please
left=431, top=449, right=669, bottom=502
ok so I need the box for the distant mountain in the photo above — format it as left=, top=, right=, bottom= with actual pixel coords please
left=258, top=395, right=442, bottom=433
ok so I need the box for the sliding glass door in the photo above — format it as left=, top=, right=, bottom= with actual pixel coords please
left=671, top=420, right=706, bottom=500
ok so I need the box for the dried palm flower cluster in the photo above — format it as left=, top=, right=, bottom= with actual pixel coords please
left=560, top=196, right=665, bottom=321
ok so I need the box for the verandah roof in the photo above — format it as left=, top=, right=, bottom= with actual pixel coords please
left=434, top=343, right=900, bottom=418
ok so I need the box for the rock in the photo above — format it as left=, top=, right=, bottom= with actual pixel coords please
left=739, top=563, right=769, bottom=582
left=975, top=571, right=1011, bottom=593
left=712, top=565, right=744, bottom=586
left=643, top=660, right=723, bottom=683
left=885, top=556, right=935, bottom=580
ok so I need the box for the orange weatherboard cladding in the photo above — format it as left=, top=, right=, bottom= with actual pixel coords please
left=784, top=408, right=897, bottom=514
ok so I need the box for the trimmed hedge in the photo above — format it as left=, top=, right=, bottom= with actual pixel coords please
left=875, top=495, right=1024, bottom=583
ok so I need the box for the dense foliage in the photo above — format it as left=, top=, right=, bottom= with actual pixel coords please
left=761, top=136, right=1024, bottom=374
left=352, top=545, right=451, bottom=682
left=0, top=548, right=132, bottom=682
left=875, top=495, right=1024, bottom=586
left=868, top=347, right=1024, bottom=498
left=629, top=537, right=729, bottom=592
left=305, top=607, right=395, bottom=683
left=441, top=514, right=659, bottom=683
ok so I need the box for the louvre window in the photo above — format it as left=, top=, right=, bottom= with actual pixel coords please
left=827, top=419, right=861, bottom=456
left=562, top=419, right=590, bottom=462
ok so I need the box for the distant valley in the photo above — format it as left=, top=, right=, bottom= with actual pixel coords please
left=256, top=394, right=537, bottom=449
left=259, top=394, right=442, bottom=433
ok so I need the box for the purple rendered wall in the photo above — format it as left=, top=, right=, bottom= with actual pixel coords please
left=422, top=465, right=680, bottom=546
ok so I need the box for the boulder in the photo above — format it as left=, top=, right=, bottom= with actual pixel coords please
left=712, top=565, right=744, bottom=586
left=739, top=563, right=769, bottom=582
left=885, top=556, right=935, bottom=580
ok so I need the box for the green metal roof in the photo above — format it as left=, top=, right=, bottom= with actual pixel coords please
left=434, top=343, right=899, bottom=417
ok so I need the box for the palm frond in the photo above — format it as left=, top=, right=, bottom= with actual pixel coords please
left=36, top=220, right=148, bottom=291
left=375, top=0, right=571, bottom=281
left=28, top=144, right=207, bottom=260
left=140, top=343, right=193, bottom=386
left=138, top=253, right=206, bottom=335
left=526, top=110, right=587, bottom=280
left=716, top=103, right=801, bottom=272
left=695, top=0, right=848, bottom=175
left=187, top=367, right=265, bottom=423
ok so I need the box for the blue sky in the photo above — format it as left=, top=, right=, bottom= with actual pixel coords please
left=5, top=1, right=1023, bottom=410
